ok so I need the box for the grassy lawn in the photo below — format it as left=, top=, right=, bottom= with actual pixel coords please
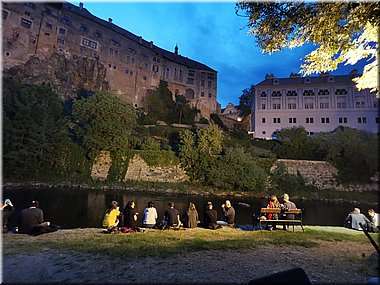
left=3, top=226, right=376, bottom=259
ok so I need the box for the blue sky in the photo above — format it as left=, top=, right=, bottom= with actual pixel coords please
left=71, top=1, right=366, bottom=108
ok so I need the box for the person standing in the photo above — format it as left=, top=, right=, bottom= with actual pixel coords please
left=2, top=199, right=15, bottom=233
left=222, top=200, right=235, bottom=227
left=18, top=200, right=59, bottom=235
left=203, top=202, right=221, bottom=230
left=184, top=202, right=199, bottom=228
left=142, top=201, right=158, bottom=228
left=163, top=202, right=181, bottom=228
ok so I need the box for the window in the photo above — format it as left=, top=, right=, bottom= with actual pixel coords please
left=289, top=118, right=297, bottom=124
left=45, top=22, right=52, bottom=30
left=260, top=92, right=267, bottom=97
left=201, top=92, right=204, bottom=97
left=305, top=102, right=314, bottom=109
left=58, top=27, right=66, bottom=35
left=57, top=38, right=65, bottom=45
left=187, top=78, right=194, bottom=84
left=201, top=72, right=205, bottom=79
left=321, top=117, right=330, bottom=124
left=262, top=118, right=266, bottom=123
left=20, top=17, right=32, bottom=29
left=303, top=90, right=315, bottom=96
left=109, top=48, right=113, bottom=55
left=128, top=47, right=136, bottom=54
left=286, top=90, right=297, bottom=97
left=261, top=103, right=266, bottom=109
left=188, top=70, right=195, bottom=77
left=61, top=17, right=70, bottom=26
left=165, top=67, right=170, bottom=78
left=320, top=102, right=329, bottom=109
left=376, top=117, right=379, bottom=124
left=208, top=93, right=212, bottom=98
left=339, top=117, right=348, bottom=124
left=94, top=30, right=102, bottom=38
left=318, top=89, right=330, bottom=95
left=262, top=131, right=266, bottom=135
left=272, top=103, right=281, bottom=109
left=271, top=91, right=281, bottom=97
left=152, top=65, right=159, bottom=72
left=82, top=37, right=98, bottom=49
left=25, top=11, right=31, bottom=17
left=335, top=89, right=347, bottom=95
left=208, top=73, right=214, bottom=79
left=80, top=24, right=88, bottom=33
left=201, top=80, right=205, bottom=87
left=24, top=2, right=35, bottom=9
left=273, top=118, right=281, bottom=123
left=208, top=81, right=212, bottom=88
left=355, top=101, right=366, bottom=108
left=288, top=103, right=297, bottom=109
left=143, top=76, right=147, bottom=81
left=2, top=9, right=10, bottom=20
left=357, top=117, right=367, bottom=124
left=29, top=36, right=36, bottom=44
left=13, top=30, right=19, bottom=38
left=337, top=101, right=347, bottom=109
left=306, top=118, right=314, bottom=124
left=140, top=53, right=148, bottom=59
left=110, top=39, right=121, bottom=47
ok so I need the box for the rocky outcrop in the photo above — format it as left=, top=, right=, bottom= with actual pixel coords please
left=4, top=52, right=110, bottom=98
left=91, top=151, right=112, bottom=181
left=124, top=155, right=189, bottom=183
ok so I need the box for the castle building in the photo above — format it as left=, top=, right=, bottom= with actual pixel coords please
left=251, top=72, right=379, bottom=139
left=2, top=1, right=218, bottom=118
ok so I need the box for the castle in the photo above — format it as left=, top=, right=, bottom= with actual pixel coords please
left=2, top=1, right=218, bottom=119
left=251, top=72, right=379, bottom=139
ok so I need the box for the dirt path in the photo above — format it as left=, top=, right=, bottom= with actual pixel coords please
left=2, top=236, right=378, bottom=284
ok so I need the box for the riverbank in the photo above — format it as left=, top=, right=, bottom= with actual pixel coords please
left=2, top=226, right=379, bottom=284
left=3, top=180, right=379, bottom=205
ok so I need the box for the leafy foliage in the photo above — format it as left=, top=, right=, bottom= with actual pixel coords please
left=72, top=91, right=137, bottom=159
left=236, top=1, right=379, bottom=94
left=238, top=85, right=253, bottom=116
left=2, top=78, right=71, bottom=180
left=206, top=147, right=267, bottom=192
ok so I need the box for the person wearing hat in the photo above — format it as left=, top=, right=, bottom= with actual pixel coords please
left=102, top=201, right=121, bottom=232
left=18, top=200, right=59, bottom=235
left=2, top=198, right=15, bottom=233
left=203, top=202, right=221, bottom=230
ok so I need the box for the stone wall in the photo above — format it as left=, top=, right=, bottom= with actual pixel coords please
left=124, top=155, right=188, bottom=183
left=91, top=151, right=188, bottom=183
left=271, top=159, right=378, bottom=191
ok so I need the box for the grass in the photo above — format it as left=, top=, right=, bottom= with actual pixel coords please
left=3, top=226, right=376, bottom=259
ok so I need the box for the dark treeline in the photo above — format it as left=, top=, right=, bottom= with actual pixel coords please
left=2, top=78, right=378, bottom=194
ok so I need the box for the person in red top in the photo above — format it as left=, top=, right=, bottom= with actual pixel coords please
left=266, top=195, right=281, bottom=230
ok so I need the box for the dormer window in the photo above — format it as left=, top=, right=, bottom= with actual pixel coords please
left=304, top=77, right=311, bottom=83
left=273, top=78, right=280, bottom=85
left=303, top=90, right=315, bottom=96
left=318, top=89, right=330, bottom=95
left=335, top=89, right=347, bottom=95
left=260, top=91, right=267, bottom=97
left=286, top=91, right=297, bottom=96
left=271, top=91, right=281, bottom=97
left=328, top=76, right=335, bottom=82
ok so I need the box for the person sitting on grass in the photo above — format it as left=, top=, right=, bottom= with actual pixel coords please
left=203, top=202, right=221, bottom=230
left=367, top=208, right=379, bottom=233
left=18, top=200, right=60, bottom=236
left=163, top=202, right=181, bottom=229
left=102, top=200, right=121, bottom=233
left=344, top=207, right=370, bottom=231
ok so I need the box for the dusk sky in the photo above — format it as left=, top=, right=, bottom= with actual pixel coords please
left=71, top=1, right=367, bottom=109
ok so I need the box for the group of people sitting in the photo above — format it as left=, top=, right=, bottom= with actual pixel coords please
left=259, top=193, right=298, bottom=230
left=2, top=199, right=60, bottom=235
left=101, top=199, right=236, bottom=233
left=344, top=207, right=379, bottom=232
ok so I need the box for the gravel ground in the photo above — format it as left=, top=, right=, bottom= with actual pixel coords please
left=2, top=228, right=379, bottom=284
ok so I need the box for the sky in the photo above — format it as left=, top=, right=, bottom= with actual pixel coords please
left=70, top=1, right=367, bottom=109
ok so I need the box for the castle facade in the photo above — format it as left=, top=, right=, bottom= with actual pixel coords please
left=2, top=1, right=218, bottom=118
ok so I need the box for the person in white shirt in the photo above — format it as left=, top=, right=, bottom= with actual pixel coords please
left=367, top=208, right=380, bottom=233
left=142, top=201, right=158, bottom=228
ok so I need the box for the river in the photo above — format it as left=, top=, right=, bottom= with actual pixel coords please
left=3, top=187, right=377, bottom=229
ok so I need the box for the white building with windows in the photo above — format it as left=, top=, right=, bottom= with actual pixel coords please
left=251, top=71, right=379, bottom=139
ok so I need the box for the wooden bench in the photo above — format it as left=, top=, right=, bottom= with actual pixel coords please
left=259, top=208, right=304, bottom=232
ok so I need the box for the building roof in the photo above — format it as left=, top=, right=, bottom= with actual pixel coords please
left=255, top=74, right=361, bottom=87
left=58, top=2, right=216, bottom=73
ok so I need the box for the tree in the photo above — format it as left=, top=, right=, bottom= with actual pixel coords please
left=2, top=79, right=70, bottom=179
left=235, top=2, right=379, bottom=95
left=72, top=91, right=137, bottom=158
left=238, top=85, right=253, bottom=116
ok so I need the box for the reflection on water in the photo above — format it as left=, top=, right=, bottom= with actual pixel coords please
left=3, top=187, right=378, bottom=229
